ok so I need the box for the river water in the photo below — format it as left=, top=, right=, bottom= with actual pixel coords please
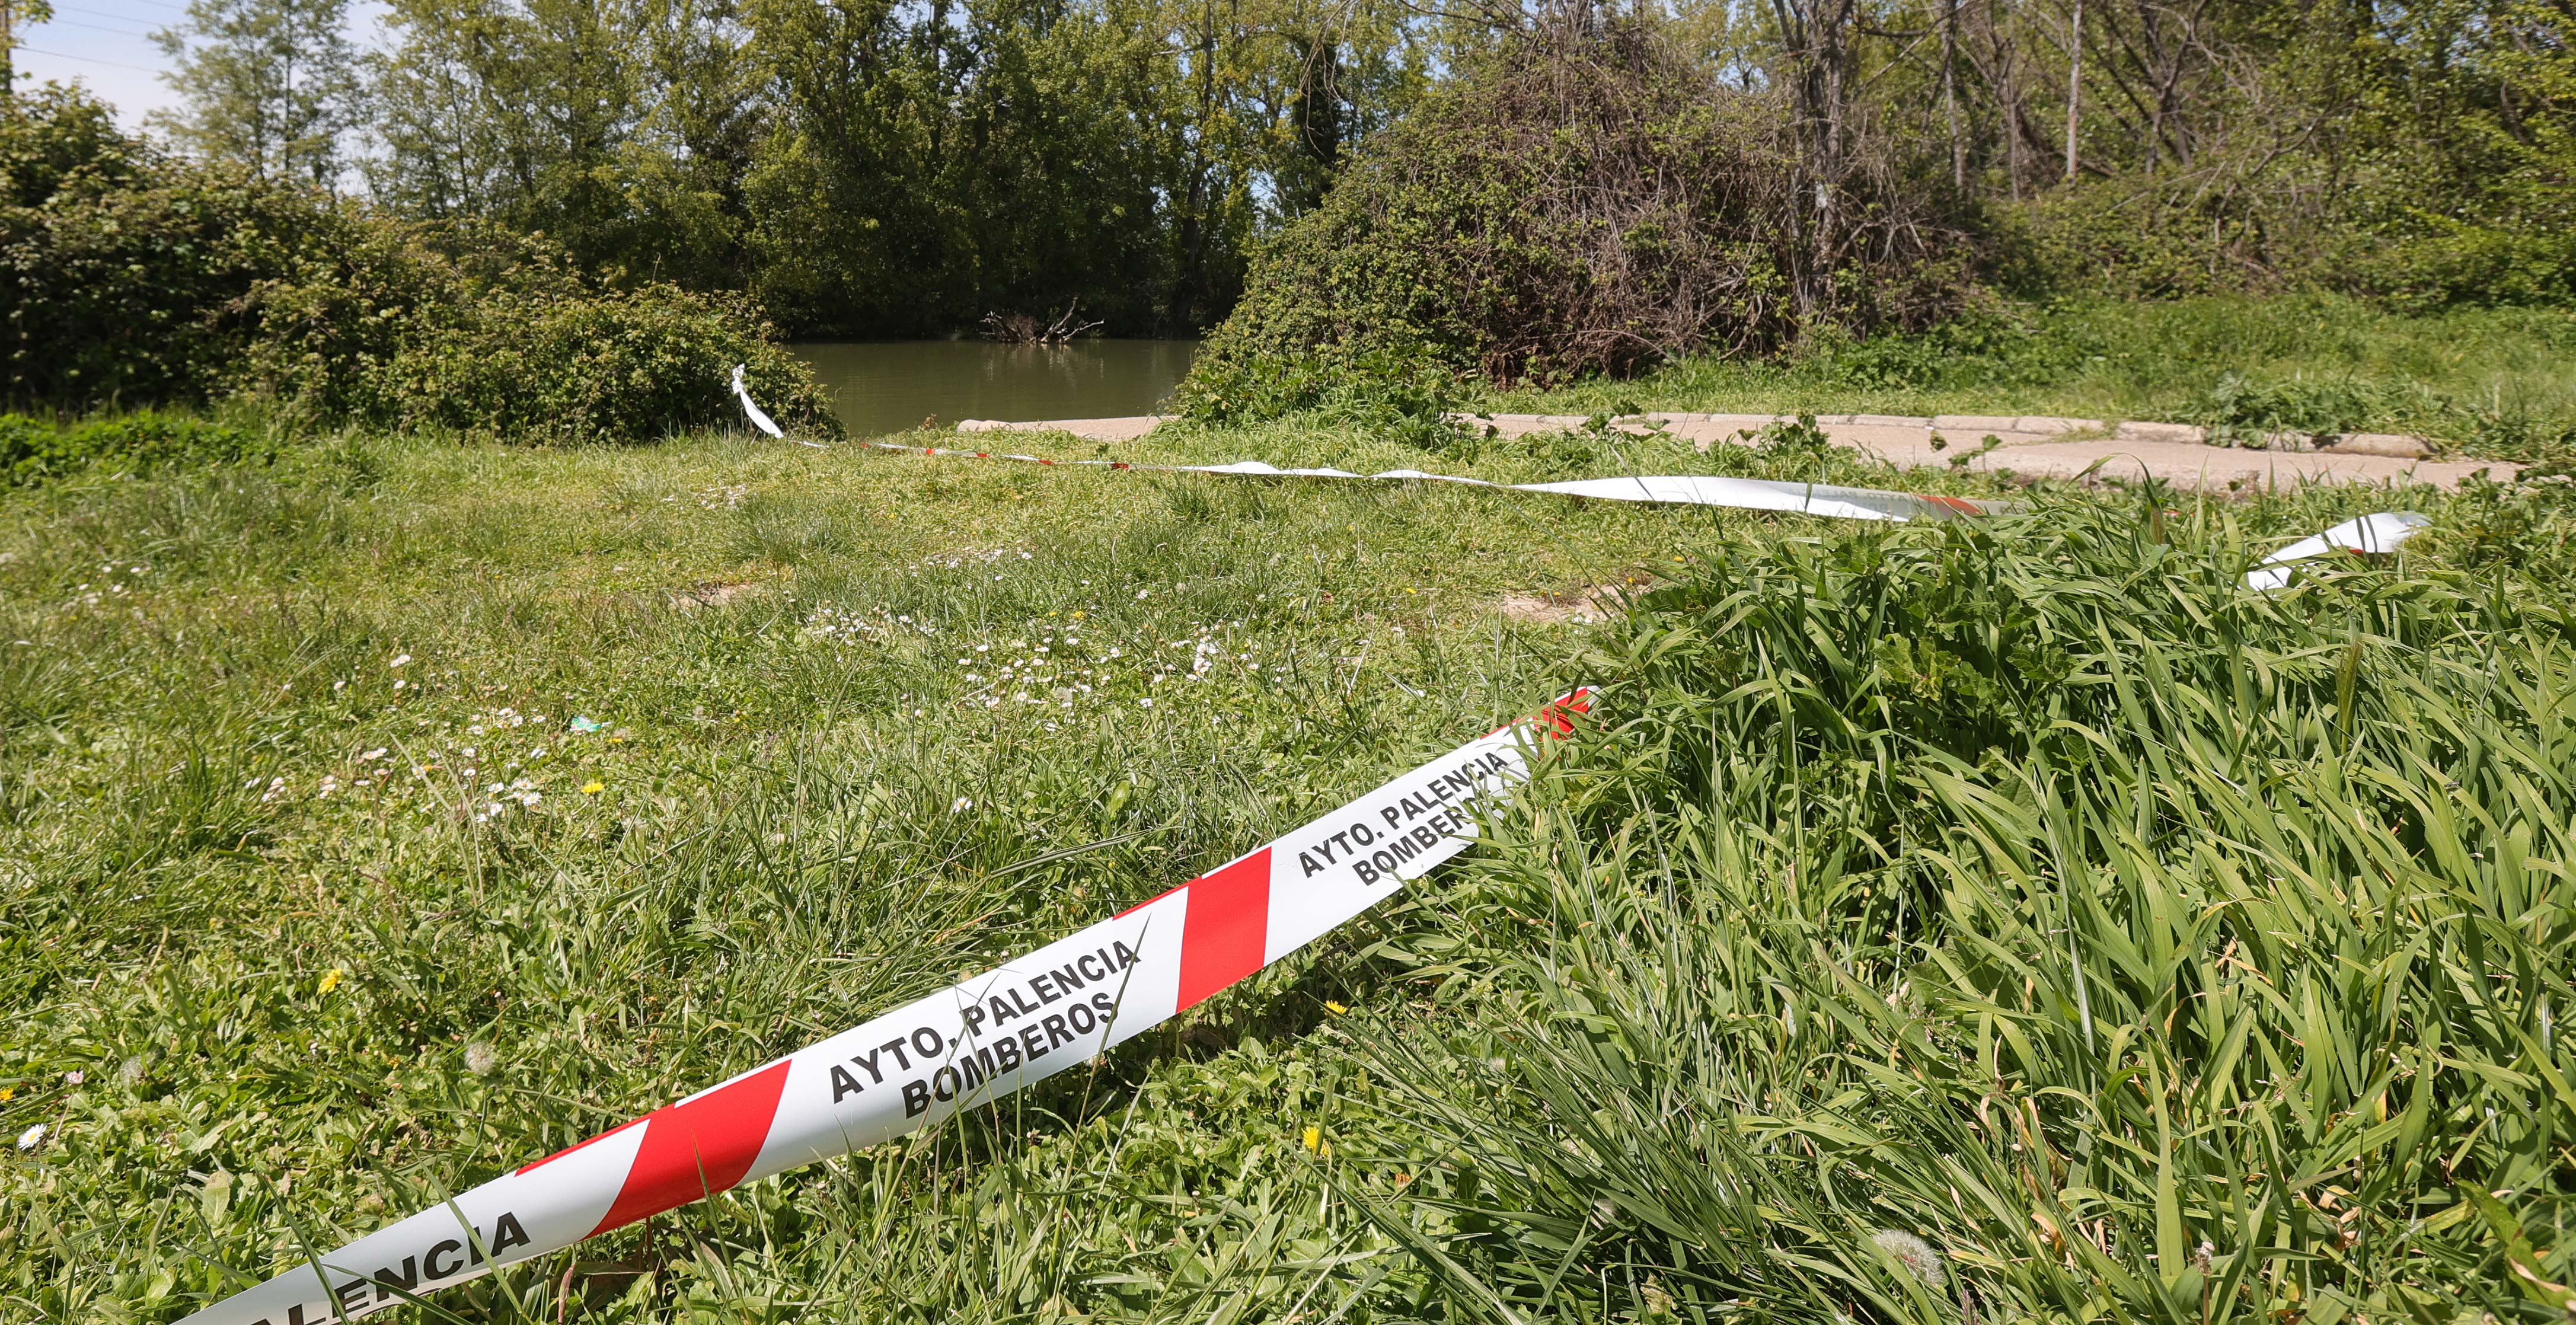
left=791, top=340, right=1199, bottom=438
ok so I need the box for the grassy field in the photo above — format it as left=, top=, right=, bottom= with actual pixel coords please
left=4, top=401, right=2574, bottom=1324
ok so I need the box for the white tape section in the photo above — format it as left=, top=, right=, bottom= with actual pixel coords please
left=2245, top=510, right=2431, bottom=590
left=863, top=442, right=2001, bottom=523
left=178, top=691, right=1594, bottom=1325
left=730, top=365, right=783, bottom=438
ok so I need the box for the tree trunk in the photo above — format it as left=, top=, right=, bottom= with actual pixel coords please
left=2064, top=0, right=2081, bottom=181
left=1943, top=0, right=1963, bottom=189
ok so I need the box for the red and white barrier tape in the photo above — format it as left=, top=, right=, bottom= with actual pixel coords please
left=181, top=691, right=1593, bottom=1325
left=859, top=442, right=1998, bottom=522
left=730, top=366, right=782, bottom=439
left=732, top=366, right=825, bottom=449
left=2245, top=510, right=2430, bottom=590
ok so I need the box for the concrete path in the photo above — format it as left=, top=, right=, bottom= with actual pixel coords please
left=952, top=411, right=2520, bottom=492
left=959, top=416, right=1172, bottom=442
left=1466, top=412, right=2516, bottom=492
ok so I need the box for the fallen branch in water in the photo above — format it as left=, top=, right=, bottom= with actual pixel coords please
left=980, top=300, right=1104, bottom=343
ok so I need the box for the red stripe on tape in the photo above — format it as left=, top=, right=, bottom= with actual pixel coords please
left=587, top=1061, right=793, bottom=1235
left=1174, top=848, right=1272, bottom=1010
left=1487, top=688, right=1593, bottom=738
left=1537, top=689, right=1593, bottom=734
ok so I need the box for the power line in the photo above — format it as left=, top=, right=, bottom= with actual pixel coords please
left=16, top=43, right=165, bottom=72
left=40, top=18, right=169, bottom=37
left=56, top=3, right=174, bottom=25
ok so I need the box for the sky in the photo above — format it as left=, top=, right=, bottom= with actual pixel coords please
left=14, top=0, right=389, bottom=129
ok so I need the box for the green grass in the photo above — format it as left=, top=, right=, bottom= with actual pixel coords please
left=2, top=410, right=2573, bottom=1323
left=1495, top=295, right=2576, bottom=463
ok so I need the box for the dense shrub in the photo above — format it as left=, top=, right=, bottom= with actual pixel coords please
left=0, top=87, right=328, bottom=406
left=0, top=411, right=271, bottom=484
left=0, top=87, right=839, bottom=445
left=2002, top=123, right=2576, bottom=311
left=361, top=285, right=828, bottom=444
left=1177, top=21, right=1976, bottom=423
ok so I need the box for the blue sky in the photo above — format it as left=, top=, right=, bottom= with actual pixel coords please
left=16, top=0, right=388, bottom=127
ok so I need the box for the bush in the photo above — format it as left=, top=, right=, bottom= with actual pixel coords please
left=1172, top=343, right=1469, bottom=443
left=0, top=86, right=329, bottom=406
left=1177, top=20, right=1975, bottom=423
left=1999, top=129, right=2576, bottom=312
left=362, top=284, right=835, bottom=445
left=0, top=87, right=839, bottom=446
left=0, top=411, right=270, bottom=484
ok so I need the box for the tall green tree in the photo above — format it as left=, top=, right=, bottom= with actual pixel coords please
left=1, top=0, right=58, bottom=95
left=152, top=0, right=365, bottom=186
left=359, top=0, right=1438, bottom=333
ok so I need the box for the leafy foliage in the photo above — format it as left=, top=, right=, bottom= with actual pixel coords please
left=362, top=283, right=830, bottom=445
left=0, top=88, right=326, bottom=406
left=1179, top=20, right=1976, bottom=419
left=0, top=88, right=837, bottom=445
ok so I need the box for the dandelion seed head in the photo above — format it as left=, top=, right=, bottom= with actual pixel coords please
left=1866, top=1229, right=1946, bottom=1289
left=464, top=1042, right=499, bottom=1076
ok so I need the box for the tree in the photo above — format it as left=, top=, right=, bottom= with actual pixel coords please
left=2, top=0, right=59, bottom=96
left=152, top=0, right=366, bottom=186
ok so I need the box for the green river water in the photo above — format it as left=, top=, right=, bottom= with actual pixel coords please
left=791, top=340, right=1199, bottom=438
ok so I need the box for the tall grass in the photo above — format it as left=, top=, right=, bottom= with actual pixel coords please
left=1343, top=497, right=2576, bottom=1323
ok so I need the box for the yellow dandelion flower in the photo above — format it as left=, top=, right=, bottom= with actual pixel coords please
left=318, top=968, right=345, bottom=995
left=582, top=781, right=605, bottom=795
left=1301, top=1126, right=1320, bottom=1152
left=1324, top=1001, right=1348, bottom=1014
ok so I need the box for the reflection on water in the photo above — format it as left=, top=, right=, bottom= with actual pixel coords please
left=791, top=340, right=1199, bottom=438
